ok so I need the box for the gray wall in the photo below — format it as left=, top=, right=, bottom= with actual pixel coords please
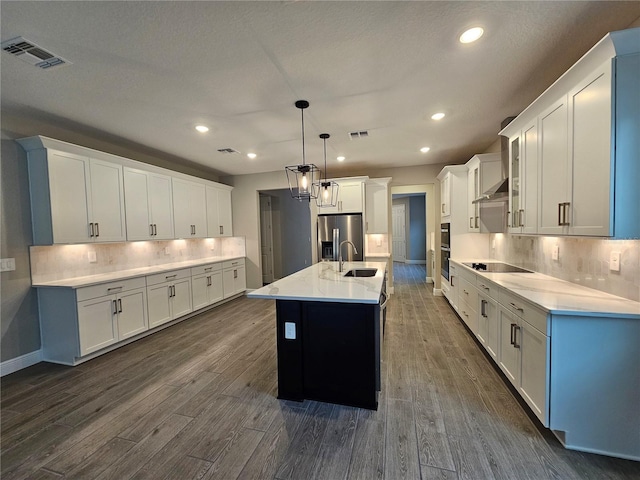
left=1, top=132, right=40, bottom=362
left=408, top=195, right=426, bottom=262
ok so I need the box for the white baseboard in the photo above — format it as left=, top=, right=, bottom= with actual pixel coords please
left=433, top=288, right=443, bottom=296
left=427, top=277, right=434, bottom=284
left=405, top=260, right=427, bottom=265
left=1, top=350, right=42, bottom=377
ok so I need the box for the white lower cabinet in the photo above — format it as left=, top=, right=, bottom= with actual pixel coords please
left=146, top=269, right=193, bottom=328
left=223, top=259, right=246, bottom=299
left=477, top=291, right=498, bottom=359
left=458, top=276, right=478, bottom=334
left=192, top=264, right=224, bottom=310
left=77, top=296, right=120, bottom=356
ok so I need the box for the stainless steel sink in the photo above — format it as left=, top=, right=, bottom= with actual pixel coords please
left=344, top=268, right=377, bottom=277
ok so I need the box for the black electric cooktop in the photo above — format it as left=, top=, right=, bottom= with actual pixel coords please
left=463, top=262, right=532, bottom=273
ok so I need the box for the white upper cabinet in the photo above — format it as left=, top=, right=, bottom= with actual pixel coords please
left=124, top=168, right=174, bottom=240
left=25, top=148, right=126, bottom=244
left=172, top=178, right=207, bottom=238
left=465, top=153, right=502, bottom=233
left=206, top=186, right=233, bottom=237
left=500, top=29, right=639, bottom=238
left=440, top=172, right=451, bottom=218
left=320, top=178, right=365, bottom=214
left=365, top=178, right=390, bottom=234
left=508, top=120, right=539, bottom=234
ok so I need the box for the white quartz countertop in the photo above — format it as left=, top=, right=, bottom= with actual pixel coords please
left=32, top=256, right=245, bottom=289
left=248, top=261, right=387, bottom=304
left=452, top=259, right=640, bottom=318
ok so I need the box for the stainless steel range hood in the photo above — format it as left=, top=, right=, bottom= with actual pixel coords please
left=473, top=116, right=515, bottom=204
left=472, top=177, right=509, bottom=204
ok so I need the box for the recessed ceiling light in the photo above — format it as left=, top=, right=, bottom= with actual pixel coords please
left=247, top=152, right=257, bottom=159
left=459, top=27, right=484, bottom=44
left=431, top=112, right=445, bottom=120
left=195, top=125, right=209, bottom=133
left=420, top=147, right=430, bottom=153
left=337, top=156, right=345, bottom=162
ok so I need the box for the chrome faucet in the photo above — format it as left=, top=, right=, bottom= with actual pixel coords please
left=339, top=240, right=358, bottom=272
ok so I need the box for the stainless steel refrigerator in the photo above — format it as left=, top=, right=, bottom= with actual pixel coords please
left=317, top=213, right=363, bottom=262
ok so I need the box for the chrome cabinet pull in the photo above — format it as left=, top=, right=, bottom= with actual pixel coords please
left=558, top=203, right=563, bottom=226
left=204, top=267, right=213, bottom=271
left=513, top=325, right=521, bottom=348
left=112, top=299, right=118, bottom=315
left=510, top=323, right=517, bottom=345
left=507, top=211, right=511, bottom=227
left=481, top=299, right=487, bottom=317
left=207, top=275, right=212, bottom=286
left=107, top=286, right=123, bottom=292
left=563, top=202, right=571, bottom=226
left=234, top=269, right=238, bottom=279
left=519, top=209, right=524, bottom=227
left=442, top=203, right=445, bottom=213
left=475, top=216, right=479, bottom=229
left=95, top=223, right=100, bottom=237
left=220, top=225, right=223, bottom=235
left=479, top=283, right=489, bottom=291
left=118, top=299, right=122, bottom=313
left=150, top=224, right=154, bottom=236
left=165, top=274, right=177, bottom=279
left=89, top=222, right=95, bottom=237
left=470, top=217, right=473, bottom=229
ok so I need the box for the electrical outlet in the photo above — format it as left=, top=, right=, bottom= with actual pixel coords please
left=164, top=247, right=170, bottom=255
left=0, top=258, right=16, bottom=272
left=376, top=237, right=382, bottom=247
left=284, top=322, right=296, bottom=340
left=88, top=251, right=97, bottom=263
left=552, top=245, right=559, bottom=261
left=610, top=251, right=621, bottom=272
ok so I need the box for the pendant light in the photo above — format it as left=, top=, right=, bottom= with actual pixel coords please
left=312, top=133, right=339, bottom=207
left=285, top=100, right=320, bottom=201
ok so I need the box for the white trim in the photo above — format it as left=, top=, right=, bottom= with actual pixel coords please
left=388, top=286, right=395, bottom=295
left=1, top=350, right=42, bottom=376
left=426, top=277, right=434, bottom=284
left=405, top=259, right=427, bottom=265
left=433, top=288, right=443, bottom=296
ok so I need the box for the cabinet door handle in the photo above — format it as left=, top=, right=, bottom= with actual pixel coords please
left=234, top=269, right=238, bottom=279
left=442, top=203, right=445, bottom=213
left=112, top=299, right=118, bottom=315
left=204, top=267, right=213, bottom=271
left=89, top=222, right=95, bottom=237
left=469, top=217, right=473, bottom=229
left=107, top=286, right=123, bottom=292
left=509, top=302, right=524, bottom=312
left=510, top=323, right=517, bottom=345
left=519, top=210, right=524, bottom=227
left=165, top=274, right=177, bottom=279
left=207, top=275, right=212, bottom=286
left=95, top=223, right=100, bottom=237
left=150, top=224, right=154, bottom=236
left=513, top=325, right=521, bottom=348
left=481, top=299, right=487, bottom=317
left=450, top=275, right=454, bottom=287
left=463, top=289, right=468, bottom=295
left=558, top=203, right=563, bottom=226
left=475, top=216, right=479, bottom=229
left=562, top=202, right=571, bottom=226
left=220, top=225, right=223, bottom=235
left=118, top=298, right=123, bottom=313
left=479, top=283, right=489, bottom=291
left=153, top=224, right=157, bottom=236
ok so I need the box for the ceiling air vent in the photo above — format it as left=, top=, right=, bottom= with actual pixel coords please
left=1, top=36, right=70, bottom=70
left=217, top=148, right=240, bottom=154
left=349, top=130, right=369, bottom=140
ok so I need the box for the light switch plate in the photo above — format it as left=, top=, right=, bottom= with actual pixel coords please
left=284, top=322, right=296, bottom=340
left=0, top=258, right=16, bottom=272
left=610, top=251, right=621, bottom=272
left=88, top=251, right=97, bottom=263
left=552, top=245, right=559, bottom=261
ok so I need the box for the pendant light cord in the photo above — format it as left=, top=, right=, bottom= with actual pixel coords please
left=301, top=108, right=306, bottom=167
left=323, top=136, right=327, bottom=180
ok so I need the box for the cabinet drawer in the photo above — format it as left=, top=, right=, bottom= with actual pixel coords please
left=77, top=276, right=146, bottom=302
left=476, top=277, right=501, bottom=301
left=499, top=289, right=548, bottom=334
left=146, top=268, right=191, bottom=286
left=459, top=277, right=478, bottom=310
left=458, top=265, right=477, bottom=285
left=191, top=263, right=222, bottom=276
left=223, top=258, right=245, bottom=269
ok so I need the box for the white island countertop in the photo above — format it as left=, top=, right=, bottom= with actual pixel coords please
left=248, top=261, right=387, bottom=304
left=453, top=259, right=640, bottom=318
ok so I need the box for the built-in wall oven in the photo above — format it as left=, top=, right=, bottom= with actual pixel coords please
left=440, top=222, right=450, bottom=281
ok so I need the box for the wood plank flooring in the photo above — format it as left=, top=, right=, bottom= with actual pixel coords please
left=2, top=263, right=639, bottom=479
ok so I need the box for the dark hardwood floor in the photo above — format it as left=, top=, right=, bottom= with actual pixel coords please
left=2, top=263, right=639, bottom=479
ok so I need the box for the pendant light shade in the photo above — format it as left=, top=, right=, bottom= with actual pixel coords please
left=286, top=100, right=320, bottom=201
left=312, top=133, right=339, bottom=208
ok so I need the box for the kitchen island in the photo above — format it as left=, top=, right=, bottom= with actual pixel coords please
left=248, top=261, right=387, bottom=409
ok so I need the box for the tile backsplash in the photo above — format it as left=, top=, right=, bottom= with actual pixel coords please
left=365, top=234, right=389, bottom=255
left=490, top=234, right=639, bottom=302
left=30, top=237, right=246, bottom=283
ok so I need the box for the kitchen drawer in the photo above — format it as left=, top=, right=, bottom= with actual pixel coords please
left=459, top=277, right=478, bottom=311
left=223, top=258, right=245, bottom=270
left=458, top=265, right=477, bottom=285
left=499, top=289, right=548, bottom=334
left=475, top=277, right=501, bottom=301
left=458, top=296, right=477, bottom=333
left=77, top=276, right=146, bottom=302
left=191, top=263, right=222, bottom=276
left=146, top=268, right=191, bottom=287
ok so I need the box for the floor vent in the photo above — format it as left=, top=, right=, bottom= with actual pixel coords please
left=1, top=36, right=70, bottom=70
left=217, top=148, right=240, bottom=154
left=349, top=130, right=369, bottom=139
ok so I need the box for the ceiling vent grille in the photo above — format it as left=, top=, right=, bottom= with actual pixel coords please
left=349, top=130, right=369, bottom=140
left=217, top=148, right=240, bottom=154
left=1, top=36, right=70, bottom=70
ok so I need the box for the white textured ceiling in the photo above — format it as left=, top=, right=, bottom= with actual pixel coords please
left=2, top=1, right=639, bottom=177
